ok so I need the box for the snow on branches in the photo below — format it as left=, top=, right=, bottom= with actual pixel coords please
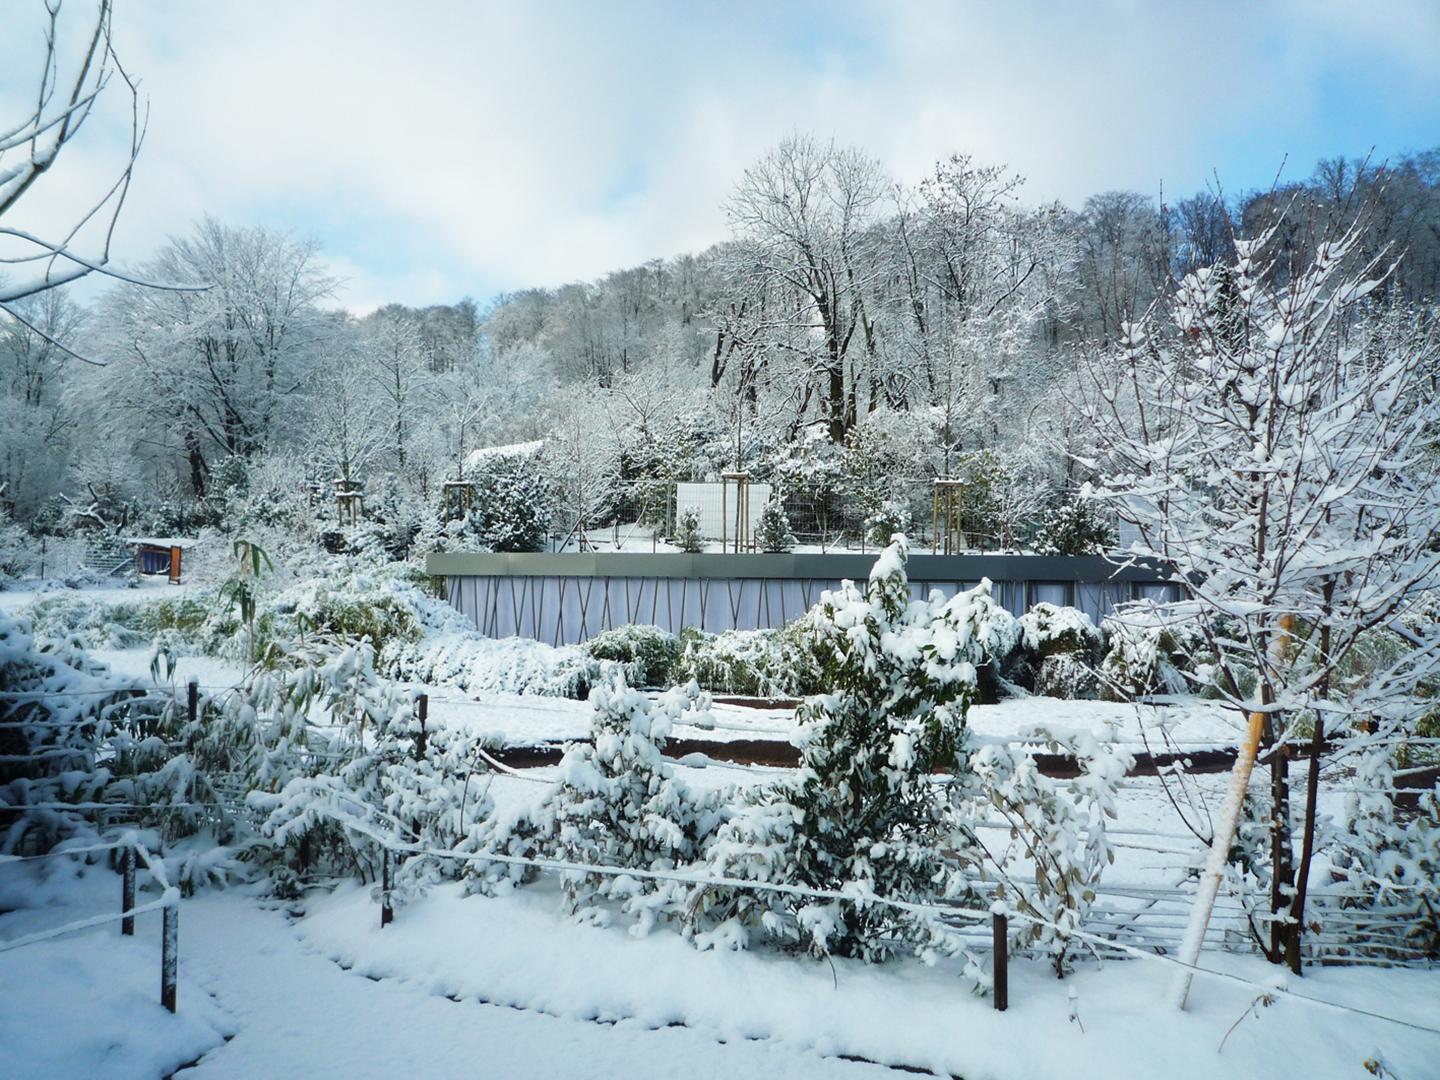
left=542, top=677, right=724, bottom=935
left=1083, top=213, right=1440, bottom=974
left=688, top=536, right=989, bottom=963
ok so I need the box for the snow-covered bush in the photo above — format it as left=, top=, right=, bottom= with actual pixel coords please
left=1011, top=604, right=1105, bottom=699
left=932, top=579, right=1019, bottom=704
left=539, top=677, right=725, bottom=934
left=382, top=632, right=613, bottom=699
left=1032, top=495, right=1116, bottom=556
left=687, top=537, right=985, bottom=963
left=676, top=624, right=822, bottom=698
left=0, top=507, right=36, bottom=584
left=1020, top=603, right=1104, bottom=657
left=1323, top=752, right=1440, bottom=959
left=863, top=498, right=910, bottom=548
left=674, top=504, right=705, bottom=553
left=250, top=640, right=498, bottom=907
left=583, top=625, right=680, bottom=687
left=1098, top=607, right=1204, bottom=701
left=754, top=494, right=796, bottom=553
left=193, top=563, right=462, bottom=665
left=25, top=593, right=150, bottom=649
left=0, top=613, right=145, bottom=853
left=963, top=728, right=1131, bottom=974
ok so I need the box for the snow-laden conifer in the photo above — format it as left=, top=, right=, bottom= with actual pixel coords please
left=754, top=494, right=797, bottom=553
left=688, top=536, right=990, bottom=963
left=541, top=676, right=724, bottom=935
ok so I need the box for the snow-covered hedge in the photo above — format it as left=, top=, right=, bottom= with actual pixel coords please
left=582, top=624, right=681, bottom=687
left=1010, top=604, right=1106, bottom=699
left=675, top=624, right=822, bottom=698
left=24, top=593, right=151, bottom=649
left=381, top=632, right=617, bottom=698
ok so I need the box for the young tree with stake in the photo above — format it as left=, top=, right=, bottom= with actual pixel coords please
left=1082, top=215, right=1440, bottom=1005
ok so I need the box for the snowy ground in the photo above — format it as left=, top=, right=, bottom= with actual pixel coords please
left=3, top=852, right=1436, bottom=1080
left=0, top=575, right=198, bottom=615
left=7, top=588, right=1432, bottom=1079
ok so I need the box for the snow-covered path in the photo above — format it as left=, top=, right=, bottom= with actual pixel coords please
left=177, top=894, right=893, bottom=1079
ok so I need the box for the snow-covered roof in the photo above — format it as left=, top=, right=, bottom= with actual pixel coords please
left=464, top=440, right=544, bottom=469
left=122, top=536, right=199, bottom=549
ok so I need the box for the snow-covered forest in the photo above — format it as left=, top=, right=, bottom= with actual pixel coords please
left=3, top=3, right=1440, bottom=1079
left=4, top=140, right=1440, bottom=561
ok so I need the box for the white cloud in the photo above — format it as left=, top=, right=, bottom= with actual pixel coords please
left=2, top=0, right=1436, bottom=309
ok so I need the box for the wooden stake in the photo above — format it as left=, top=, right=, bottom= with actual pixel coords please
left=161, top=902, right=178, bottom=1013
left=992, top=911, right=1009, bottom=1012
left=121, top=847, right=135, bottom=937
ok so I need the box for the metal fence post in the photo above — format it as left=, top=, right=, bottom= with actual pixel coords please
left=120, top=847, right=136, bottom=936
left=992, top=910, right=1009, bottom=1012
left=161, top=900, right=178, bottom=1013
left=415, top=694, right=428, bottom=760
left=187, top=679, right=198, bottom=727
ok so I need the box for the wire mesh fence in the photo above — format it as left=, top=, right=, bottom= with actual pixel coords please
left=559, top=477, right=1026, bottom=553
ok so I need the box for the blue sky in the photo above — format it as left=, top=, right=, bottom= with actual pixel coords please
left=3, top=0, right=1437, bottom=312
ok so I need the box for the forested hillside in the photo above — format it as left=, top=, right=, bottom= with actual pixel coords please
left=2, top=136, right=1437, bottom=567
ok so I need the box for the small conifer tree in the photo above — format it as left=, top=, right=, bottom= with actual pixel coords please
left=755, top=494, right=797, bottom=553
left=689, top=536, right=990, bottom=962
left=675, top=504, right=705, bottom=553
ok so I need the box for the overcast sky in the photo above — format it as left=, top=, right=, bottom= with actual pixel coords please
left=4, top=0, right=1438, bottom=312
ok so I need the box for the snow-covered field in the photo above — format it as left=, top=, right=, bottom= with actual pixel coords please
left=4, top=823, right=1437, bottom=1080
left=4, top=583, right=1435, bottom=1079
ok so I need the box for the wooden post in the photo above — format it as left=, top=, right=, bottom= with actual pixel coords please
left=121, top=847, right=136, bottom=936
left=380, top=849, right=394, bottom=927
left=187, top=680, right=198, bottom=728
left=415, top=694, right=428, bottom=760
left=721, top=481, right=728, bottom=553
left=992, top=911, right=1009, bottom=1012
left=169, top=545, right=182, bottom=585
left=161, top=901, right=178, bottom=1013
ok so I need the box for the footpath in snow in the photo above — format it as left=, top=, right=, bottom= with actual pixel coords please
left=287, top=879, right=1440, bottom=1080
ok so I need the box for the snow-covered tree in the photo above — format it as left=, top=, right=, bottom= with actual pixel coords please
left=540, top=677, right=722, bottom=934
left=754, top=494, right=796, bottom=553
left=688, top=537, right=991, bottom=962
left=1032, top=495, right=1116, bottom=555
left=90, top=219, right=334, bottom=499
left=674, top=504, right=704, bottom=553
left=1083, top=219, right=1440, bottom=988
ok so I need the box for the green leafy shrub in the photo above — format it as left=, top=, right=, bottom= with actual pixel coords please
left=583, top=624, right=681, bottom=687
left=676, top=623, right=823, bottom=697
